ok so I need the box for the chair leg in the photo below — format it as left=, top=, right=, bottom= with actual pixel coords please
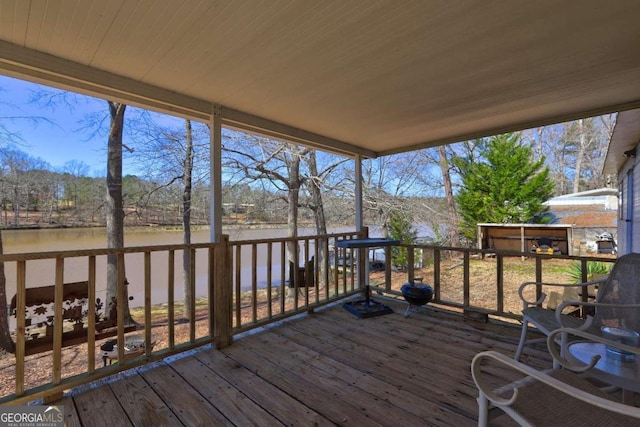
left=554, top=330, right=568, bottom=369
left=514, top=318, right=529, bottom=361
left=477, top=393, right=489, bottom=427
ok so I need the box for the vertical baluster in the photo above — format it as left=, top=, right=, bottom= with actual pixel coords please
left=116, top=253, right=126, bottom=364
left=208, top=246, right=215, bottom=338
left=234, top=244, right=242, bottom=327
left=251, top=243, right=257, bottom=323
left=266, top=242, right=273, bottom=319
left=433, top=249, right=441, bottom=301
left=87, top=256, right=96, bottom=373
left=280, top=242, right=286, bottom=315
left=144, top=252, right=152, bottom=354
left=168, top=250, right=175, bottom=350
left=496, top=254, right=504, bottom=313
left=463, top=251, right=470, bottom=308
left=304, top=238, right=310, bottom=308
left=15, top=260, right=26, bottom=397
left=52, top=257, right=64, bottom=385
left=190, top=248, right=196, bottom=343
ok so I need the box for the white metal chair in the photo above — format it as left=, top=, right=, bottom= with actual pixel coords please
left=472, top=328, right=640, bottom=426
left=514, top=252, right=640, bottom=366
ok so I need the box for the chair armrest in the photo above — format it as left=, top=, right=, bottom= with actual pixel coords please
left=518, top=278, right=606, bottom=307
left=471, top=350, right=640, bottom=418
left=555, top=300, right=640, bottom=326
left=548, top=327, right=640, bottom=372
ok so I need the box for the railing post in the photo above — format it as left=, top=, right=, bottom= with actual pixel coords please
left=433, top=249, right=441, bottom=300
left=384, top=244, right=392, bottom=291
left=535, top=256, right=543, bottom=305
left=214, top=235, right=233, bottom=349
left=463, top=251, right=470, bottom=307
left=407, top=246, right=415, bottom=284
left=580, top=258, right=589, bottom=317
left=496, top=254, right=504, bottom=313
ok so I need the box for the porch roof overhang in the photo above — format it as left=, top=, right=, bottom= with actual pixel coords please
left=604, top=109, right=640, bottom=175
left=1, top=1, right=640, bottom=159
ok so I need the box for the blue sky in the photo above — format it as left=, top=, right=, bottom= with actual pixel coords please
left=0, top=74, right=114, bottom=175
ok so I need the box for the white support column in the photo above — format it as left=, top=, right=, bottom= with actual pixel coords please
left=355, top=154, right=364, bottom=232
left=210, top=104, right=223, bottom=243
left=354, top=155, right=368, bottom=287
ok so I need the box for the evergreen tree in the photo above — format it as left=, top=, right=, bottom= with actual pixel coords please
left=388, top=210, right=417, bottom=270
left=454, top=133, right=555, bottom=241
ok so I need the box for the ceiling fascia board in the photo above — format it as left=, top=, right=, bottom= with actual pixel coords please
left=603, top=109, right=640, bottom=175
left=220, top=107, right=376, bottom=159
left=0, top=41, right=212, bottom=121
left=379, top=100, right=640, bottom=157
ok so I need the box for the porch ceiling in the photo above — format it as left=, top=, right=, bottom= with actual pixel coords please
left=1, top=1, right=640, bottom=158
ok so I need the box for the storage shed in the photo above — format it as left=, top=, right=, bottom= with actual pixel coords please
left=477, top=223, right=573, bottom=255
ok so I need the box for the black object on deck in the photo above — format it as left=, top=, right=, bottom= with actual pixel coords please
left=336, top=238, right=399, bottom=318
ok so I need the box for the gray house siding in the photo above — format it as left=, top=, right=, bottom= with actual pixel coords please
left=618, top=147, right=639, bottom=254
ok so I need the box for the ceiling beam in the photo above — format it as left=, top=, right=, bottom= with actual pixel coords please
left=221, top=107, right=376, bottom=158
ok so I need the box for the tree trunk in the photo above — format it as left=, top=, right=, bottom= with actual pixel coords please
left=105, top=101, right=134, bottom=324
left=0, top=232, right=15, bottom=353
left=573, top=118, right=586, bottom=193
left=182, top=120, right=194, bottom=320
left=306, top=150, right=327, bottom=287
left=286, top=147, right=302, bottom=295
left=438, top=145, right=460, bottom=247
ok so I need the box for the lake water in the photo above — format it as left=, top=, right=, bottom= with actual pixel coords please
left=1, top=226, right=366, bottom=308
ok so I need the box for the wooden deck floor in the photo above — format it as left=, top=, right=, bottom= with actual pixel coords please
left=55, top=299, right=552, bottom=426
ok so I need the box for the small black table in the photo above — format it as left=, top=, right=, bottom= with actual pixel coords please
left=336, top=238, right=400, bottom=318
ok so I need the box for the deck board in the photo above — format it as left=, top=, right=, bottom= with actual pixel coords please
left=194, top=350, right=334, bottom=427
left=170, top=356, right=285, bottom=426
left=108, top=372, right=181, bottom=427
left=139, top=362, right=233, bottom=426
left=57, top=299, right=551, bottom=426
left=72, top=382, right=133, bottom=426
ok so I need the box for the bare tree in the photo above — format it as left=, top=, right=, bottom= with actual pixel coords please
left=301, top=150, right=349, bottom=286
left=182, top=120, right=194, bottom=319
left=438, top=145, right=460, bottom=247
left=126, top=113, right=210, bottom=318
left=223, top=134, right=306, bottom=259
left=105, top=101, right=134, bottom=324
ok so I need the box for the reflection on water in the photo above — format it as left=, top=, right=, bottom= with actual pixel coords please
left=1, top=226, right=360, bottom=308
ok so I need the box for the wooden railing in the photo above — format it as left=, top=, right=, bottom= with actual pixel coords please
left=229, top=230, right=366, bottom=333
left=0, top=231, right=615, bottom=404
left=0, top=230, right=366, bottom=404
left=1, top=240, right=231, bottom=404
left=369, top=244, right=616, bottom=319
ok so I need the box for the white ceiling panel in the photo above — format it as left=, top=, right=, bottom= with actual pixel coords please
left=1, top=0, right=639, bottom=157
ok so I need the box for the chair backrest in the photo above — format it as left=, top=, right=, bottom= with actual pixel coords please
left=288, top=256, right=315, bottom=288
left=593, top=253, right=640, bottom=331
